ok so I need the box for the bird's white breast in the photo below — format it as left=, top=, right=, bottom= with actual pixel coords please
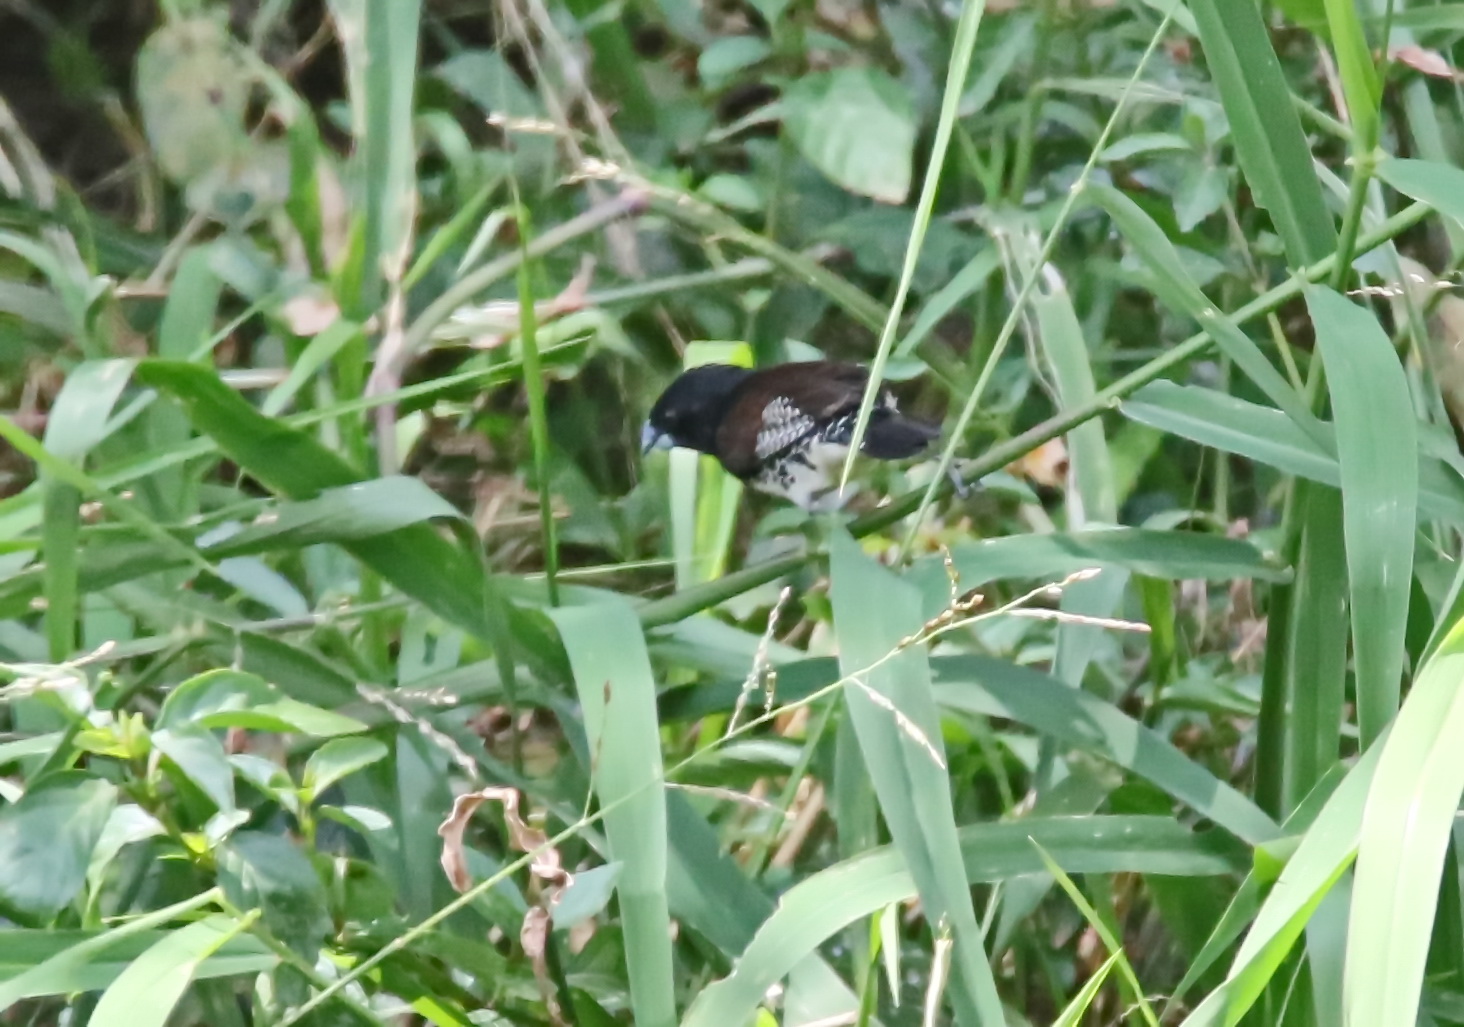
left=751, top=437, right=853, bottom=511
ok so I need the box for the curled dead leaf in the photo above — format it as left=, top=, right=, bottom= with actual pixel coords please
left=520, top=907, right=565, bottom=1027
left=437, top=785, right=568, bottom=894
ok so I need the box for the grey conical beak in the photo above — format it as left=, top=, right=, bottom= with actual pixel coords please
left=641, top=423, right=674, bottom=455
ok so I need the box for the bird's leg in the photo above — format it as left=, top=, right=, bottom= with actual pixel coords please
left=947, top=460, right=973, bottom=499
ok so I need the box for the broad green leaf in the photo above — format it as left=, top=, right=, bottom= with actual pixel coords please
left=218, top=832, right=330, bottom=960
left=830, top=531, right=1003, bottom=1027
left=158, top=669, right=365, bottom=737
left=697, top=36, right=771, bottom=87
left=0, top=773, right=116, bottom=921
left=152, top=726, right=235, bottom=814
left=1378, top=157, right=1464, bottom=232
left=550, top=597, right=674, bottom=1027
left=552, top=863, right=622, bottom=931
left=783, top=68, right=916, bottom=203
left=1306, top=286, right=1417, bottom=745
left=135, top=18, right=250, bottom=184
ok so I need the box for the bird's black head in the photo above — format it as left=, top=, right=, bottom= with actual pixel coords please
left=641, top=363, right=752, bottom=456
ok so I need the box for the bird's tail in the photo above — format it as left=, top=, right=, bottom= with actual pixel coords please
left=861, top=411, right=940, bottom=459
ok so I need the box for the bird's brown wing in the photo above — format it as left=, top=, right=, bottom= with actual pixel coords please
left=714, top=362, right=875, bottom=477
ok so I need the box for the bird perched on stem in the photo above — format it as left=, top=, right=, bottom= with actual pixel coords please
left=641, top=360, right=959, bottom=511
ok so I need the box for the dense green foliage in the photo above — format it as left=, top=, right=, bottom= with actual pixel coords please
left=3, top=0, right=1464, bottom=1024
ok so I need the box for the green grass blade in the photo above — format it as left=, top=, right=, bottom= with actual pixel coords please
left=1031, top=262, right=1114, bottom=522
left=1122, top=382, right=1464, bottom=525
left=893, top=248, right=998, bottom=358
left=683, top=816, right=1239, bottom=1027
left=828, top=531, right=1003, bottom=1026
left=841, top=0, right=985, bottom=489
left=1187, top=0, right=1337, bottom=267
left=1087, top=184, right=1322, bottom=443
left=0, top=891, right=227, bottom=1008
left=261, top=320, right=363, bottom=417
left=328, top=0, right=421, bottom=315
left=1282, top=486, right=1348, bottom=813
left=513, top=202, right=560, bottom=605
left=1053, top=951, right=1124, bottom=1027
left=1179, top=743, right=1382, bottom=1026
left=668, top=343, right=750, bottom=591
left=1305, top=286, right=1418, bottom=746
left=85, top=914, right=252, bottom=1027
left=1030, top=839, right=1159, bottom=1026
left=932, top=656, right=1278, bottom=844
left=1344, top=615, right=1464, bottom=1025
left=897, top=11, right=1175, bottom=550
left=1027, top=257, right=1123, bottom=689
left=550, top=598, right=674, bottom=1027
left=132, top=361, right=509, bottom=643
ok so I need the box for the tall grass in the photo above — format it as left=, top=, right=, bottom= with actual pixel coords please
left=0, top=0, right=1461, bottom=1024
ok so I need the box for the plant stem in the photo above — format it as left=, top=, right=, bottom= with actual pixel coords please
left=514, top=201, right=560, bottom=607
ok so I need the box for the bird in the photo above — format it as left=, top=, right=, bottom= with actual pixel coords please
left=640, top=360, right=951, bottom=511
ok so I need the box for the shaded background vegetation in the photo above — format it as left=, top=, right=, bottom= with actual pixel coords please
left=2, top=0, right=1464, bottom=1024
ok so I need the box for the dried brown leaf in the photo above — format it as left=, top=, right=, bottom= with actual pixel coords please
left=1392, top=45, right=1463, bottom=81
left=1007, top=436, right=1069, bottom=488
left=437, top=786, right=568, bottom=894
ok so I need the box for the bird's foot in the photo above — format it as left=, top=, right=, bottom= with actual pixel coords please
left=947, top=461, right=974, bottom=499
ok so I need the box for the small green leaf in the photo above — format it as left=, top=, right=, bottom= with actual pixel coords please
left=152, top=726, right=236, bottom=815
left=303, top=738, right=390, bottom=801
left=553, top=863, right=623, bottom=931
left=784, top=68, right=916, bottom=203
left=697, top=37, right=771, bottom=88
